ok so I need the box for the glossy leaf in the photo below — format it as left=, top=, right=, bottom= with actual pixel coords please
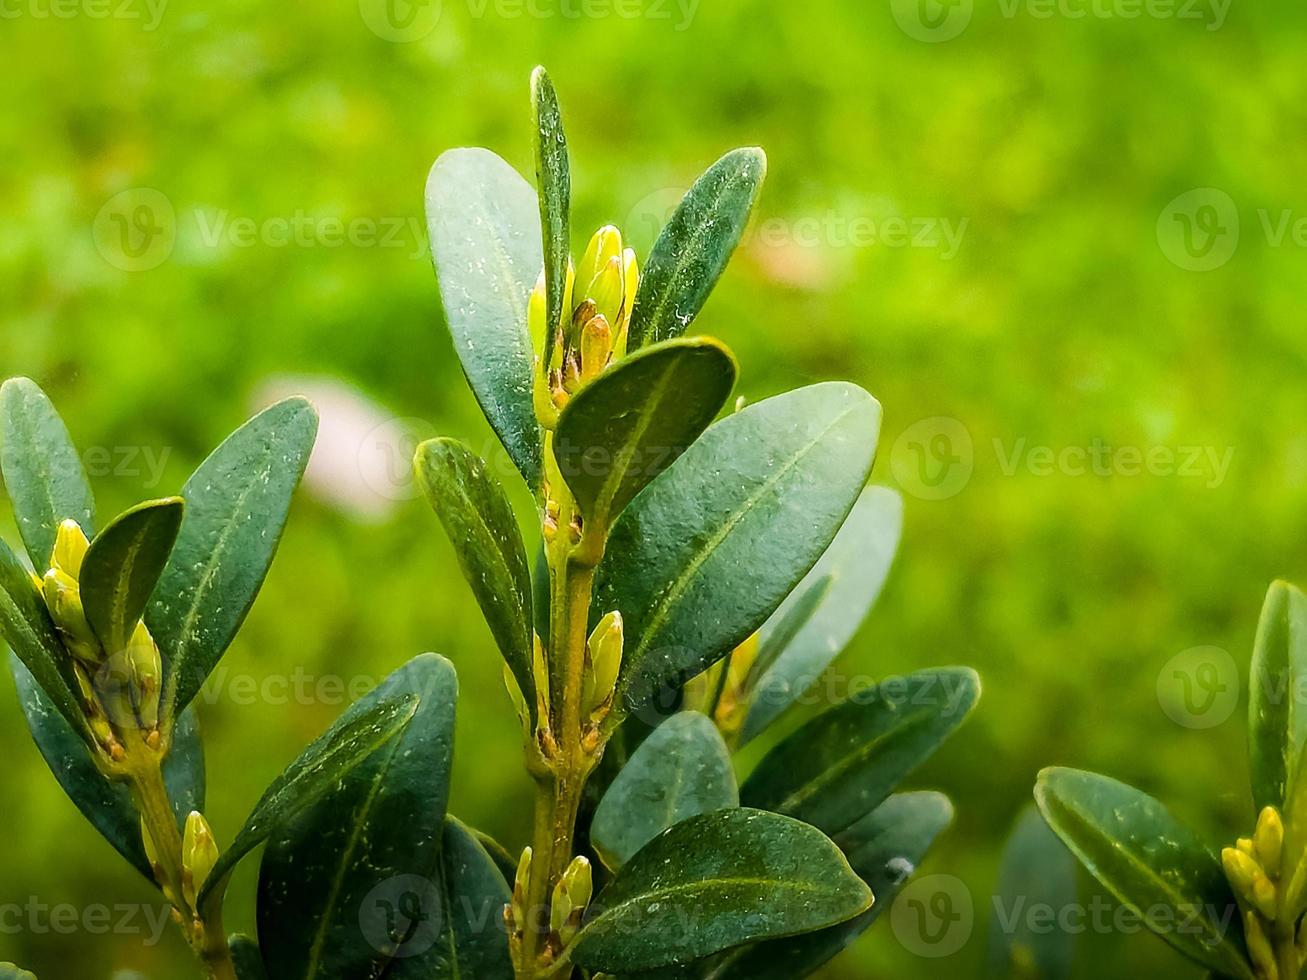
left=80, top=498, right=183, bottom=655
left=986, top=806, right=1077, bottom=980
left=572, top=808, right=870, bottom=974
left=229, top=935, right=268, bottom=980
left=531, top=65, right=570, bottom=375
left=741, top=668, right=980, bottom=835
left=149, top=397, right=318, bottom=718
left=198, top=691, right=419, bottom=915
left=627, top=148, right=767, bottom=349
left=591, top=711, right=738, bottom=870
left=0, top=376, right=96, bottom=568
left=555, top=337, right=737, bottom=532
left=594, top=382, right=881, bottom=716
left=426, top=147, right=544, bottom=489
left=741, top=485, right=903, bottom=743
left=1034, top=768, right=1254, bottom=980
left=416, top=439, right=534, bottom=705
left=11, top=653, right=204, bottom=881
left=1249, top=580, right=1307, bottom=813
left=258, top=655, right=458, bottom=980
left=0, top=535, right=85, bottom=738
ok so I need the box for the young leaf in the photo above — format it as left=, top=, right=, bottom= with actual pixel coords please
left=555, top=337, right=737, bottom=534
left=571, top=808, right=870, bottom=974
left=986, top=806, right=1077, bottom=980
left=0, top=535, right=86, bottom=738
left=741, top=668, right=980, bottom=836
left=1249, top=580, right=1307, bottom=813
left=594, top=382, right=881, bottom=716
left=591, top=711, right=738, bottom=871
left=0, top=965, right=36, bottom=980
left=665, top=792, right=954, bottom=980
left=0, top=377, right=96, bottom=569
left=258, top=655, right=458, bottom=980
left=426, top=147, right=544, bottom=489
left=80, top=498, right=183, bottom=655
left=627, top=148, right=767, bottom=349
left=197, top=691, right=419, bottom=915
left=741, top=485, right=903, bottom=743
left=415, top=439, right=534, bottom=705
left=229, top=935, right=268, bottom=980
left=531, top=65, right=570, bottom=376
left=148, top=397, right=318, bottom=719
left=1034, top=768, right=1255, bottom=980
left=10, top=653, right=205, bottom=881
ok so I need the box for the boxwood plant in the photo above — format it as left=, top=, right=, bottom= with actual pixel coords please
left=1036, top=582, right=1307, bottom=980
left=0, top=66, right=982, bottom=980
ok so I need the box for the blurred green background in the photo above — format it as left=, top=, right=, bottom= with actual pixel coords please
left=2, top=0, right=1306, bottom=976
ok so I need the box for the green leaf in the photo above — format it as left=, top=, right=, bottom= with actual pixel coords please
left=229, top=935, right=268, bottom=980
left=571, top=808, right=871, bottom=974
left=11, top=653, right=204, bottom=881
left=258, top=655, right=458, bottom=980
left=658, top=792, right=954, bottom=980
left=0, top=535, right=86, bottom=738
left=1249, top=580, right=1307, bottom=813
left=741, top=485, right=903, bottom=743
left=148, top=397, right=318, bottom=718
left=1034, top=768, right=1254, bottom=980
left=531, top=65, right=570, bottom=377
left=594, top=382, right=881, bottom=716
left=591, top=711, right=738, bottom=871
left=470, top=824, right=518, bottom=886
left=0, top=376, right=96, bottom=569
left=555, top=337, right=737, bottom=532
left=198, top=690, right=419, bottom=915
left=627, top=148, right=767, bottom=349
left=986, top=806, right=1078, bottom=980
left=415, top=439, right=534, bottom=705
left=0, top=964, right=37, bottom=980
left=80, top=498, right=183, bottom=655
left=426, top=147, right=544, bottom=489
left=741, top=668, right=980, bottom=835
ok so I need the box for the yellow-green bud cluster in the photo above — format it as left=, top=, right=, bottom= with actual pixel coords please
left=581, top=611, right=623, bottom=727
left=181, top=811, right=219, bottom=915
left=550, top=855, right=592, bottom=949
left=531, top=225, right=639, bottom=420
left=1222, top=806, right=1291, bottom=979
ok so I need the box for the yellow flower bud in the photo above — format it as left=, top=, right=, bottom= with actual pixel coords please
left=1223, top=847, right=1277, bottom=920
left=613, top=248, right=639, bottom=356
left=580, top=315, right=613, bottom=383
left=551, top=855, right=592, bottom=946
left=1245, top=910, right=1279, bottom=980
left=582, top=611, right=623, bottom=723
left=50, top=519, right=90, bottom=578
left=588, top=256, right=625, bottom=328
left=577, top=226, right=622, bottom=296
left=529, top=270, right=548, bottom=359
left=127, top=622, right=163, bottom=733
left=42, top=568, right=102, bottom=667
left=510, top=846, right=532, bottom=936
left=1237, top=837, right=1255, bottom=857
left=181, top=811, right=219, bottom=913
left=1255, top=806, right=1285, bottom=878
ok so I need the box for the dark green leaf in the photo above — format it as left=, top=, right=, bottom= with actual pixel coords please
left=426, top=147, right=544, bottom=489
left=986, top=806, right=1077, bottom=980
left=258, top=655, right=458, bottom=980
left=0, top=376, right=96, bottom=568
left=229, top=935, right=268, bottom=980
left=469, top=825, right=518, bottom=885
left=198, top=690, right=419, bottom=915
left=11, top=653, right=204, bottom=881
left=741, top=668, right=980, bottom=836
left=415, top=439, right=534, bottom=705
left=1249, top=580, right=1307, bottom=813
left=149, top=397, right=318, bottom=718
left=627, top=148, right=767, bottom=349
left=591, top=711, right=738, bottom=871
left=555, top=337, right=737, bottom=532
left=1034, top=768, right=1254, bottom=980
left=80, top=498, right=183, bottom=655
left=572, top=808, right=871, bottom=974
left=594, top=382, right=881, bottom=716
left=741, top=485, right=903, bottom=743
left=531, top=65, right=570, bottom=376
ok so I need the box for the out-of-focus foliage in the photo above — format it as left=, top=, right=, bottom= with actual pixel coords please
left=1, top=1, right=1305, bottom=977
